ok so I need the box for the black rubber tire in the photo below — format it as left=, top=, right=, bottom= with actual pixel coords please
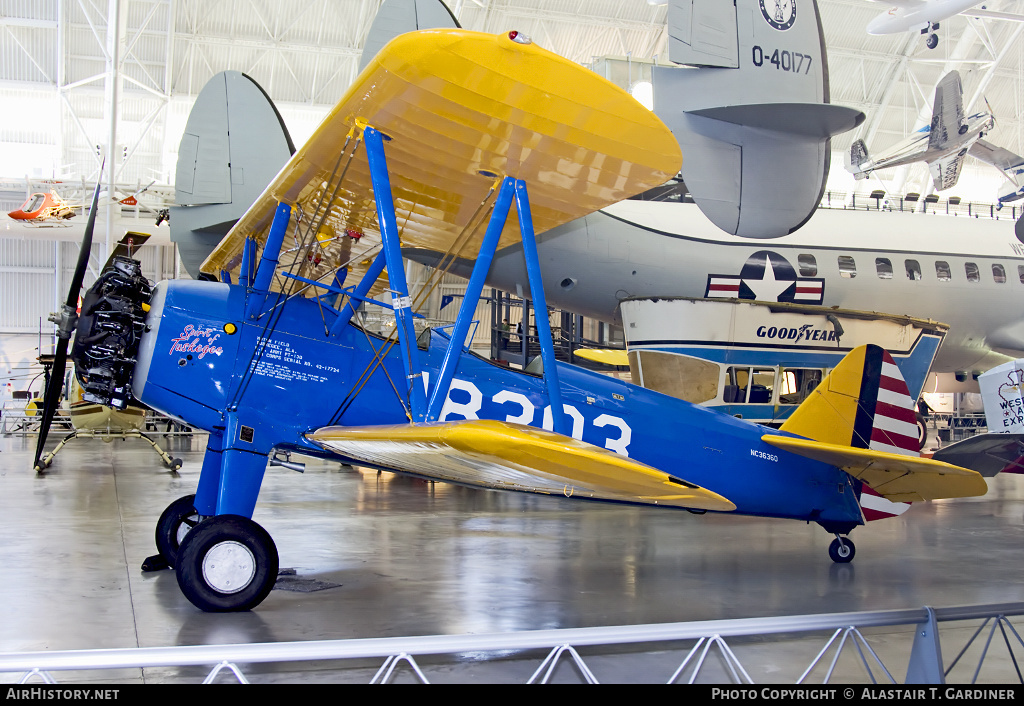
left=154, top=494, right=199, bottom=567
left=829, top=537, right=856, bottom=564
left=916, top=412, right=928, bottom=450
left=175, top=515, right=279, bottom=612
left=926, top=33, right=938, bottom=49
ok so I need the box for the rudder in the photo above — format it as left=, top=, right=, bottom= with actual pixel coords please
left=780, top=344, right=921, bottom=520
left=781, top=344, right=920, bottom=456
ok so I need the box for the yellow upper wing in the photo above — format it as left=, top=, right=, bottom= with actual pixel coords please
left=762, top=434, right=988, bottom=502
left=309, top=419, right=734, bottom=512
left=200, top=29, right=682, bottom=292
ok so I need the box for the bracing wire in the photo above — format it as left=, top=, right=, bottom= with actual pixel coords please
left=227, top=136, right=360, bottom=412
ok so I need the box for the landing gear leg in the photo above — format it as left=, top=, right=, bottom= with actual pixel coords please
left=175, top=515, right=279, bottom=612
left=173, top=420, right=277, bottom=610
left=35, top=431, right=79, bottom=473
left=137, top=431, right=182, bottom=470
left=829, top=535, right=856, bottom=563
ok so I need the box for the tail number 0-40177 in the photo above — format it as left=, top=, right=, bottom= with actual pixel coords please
left=752, top=46, right=811, bottom=74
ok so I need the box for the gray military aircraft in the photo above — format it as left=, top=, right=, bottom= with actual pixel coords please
left=845, top=70, right=1023, bottom=196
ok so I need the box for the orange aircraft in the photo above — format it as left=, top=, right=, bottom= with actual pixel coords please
left=8, top=190, right=76, bottom=222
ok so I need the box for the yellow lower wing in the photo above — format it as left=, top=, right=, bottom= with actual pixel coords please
left=309, top=420, right=734, bottom=512
left=763, top=435, right=987, bottom=502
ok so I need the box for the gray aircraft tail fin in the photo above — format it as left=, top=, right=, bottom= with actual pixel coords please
left=654, top=0, right=863, bottom=238
left=666, top=0, right=738, bottom=68
left=170, top=71, right=294, bottom=279
left=358, top=0, right=460, bottom=73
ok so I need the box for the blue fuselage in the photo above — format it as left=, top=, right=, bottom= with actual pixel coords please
left=132, top=279, right=864, bottom=528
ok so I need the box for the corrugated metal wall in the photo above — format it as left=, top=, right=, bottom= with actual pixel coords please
left=0, top=236, right=178, bottom=334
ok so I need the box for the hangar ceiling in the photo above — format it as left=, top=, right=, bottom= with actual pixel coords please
left=1, top=0, right=1023, bottom=205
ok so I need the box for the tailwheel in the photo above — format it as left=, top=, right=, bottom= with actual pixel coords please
left=175, top=515, right=279, bottom=612
left=926, top=33, right=938, bottom=49
left=829, top=536, right=856, bottom=563
left=916, top=411, right=928, bottom=450
left=154, top=494, right=200, bottom=567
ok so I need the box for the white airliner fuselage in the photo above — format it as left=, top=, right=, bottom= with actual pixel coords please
left=459, top=197, right=1024, bottom=392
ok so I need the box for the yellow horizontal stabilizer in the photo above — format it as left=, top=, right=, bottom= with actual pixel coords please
left=762, top=434, right=987, bottom=502
left=201, top=29, right=682, bottom=292
left=309, top=420, right=734, bottom=512
left=573, top=348, right=630, bottom=366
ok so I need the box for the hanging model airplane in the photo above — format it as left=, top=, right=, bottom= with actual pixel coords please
left=7, top=182, right=159, bottom=227
left=864, top=0, right=1024, bottom=49
left=8, top=190, right=77, bottom=224
left=843, top=70, right=1023, bottom=194
left=31, top=28, right=993, bottom=614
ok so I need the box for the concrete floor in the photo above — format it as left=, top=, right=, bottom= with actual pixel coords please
left=1, top=429, right=1024, bottom=684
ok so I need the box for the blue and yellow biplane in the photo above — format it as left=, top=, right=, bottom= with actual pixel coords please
left=39, top=29, right=988, bottom=612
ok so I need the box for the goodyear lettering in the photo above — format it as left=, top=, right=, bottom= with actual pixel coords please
left=756, top=324, right=837, bottom=343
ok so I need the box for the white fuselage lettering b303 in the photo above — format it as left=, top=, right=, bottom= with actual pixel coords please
left=426, top=374, right=632, bottom=456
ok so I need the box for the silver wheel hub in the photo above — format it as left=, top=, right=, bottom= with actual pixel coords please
left=202, top=541, right=256, bottom=594
left=176, top=515, right=197, bottom=545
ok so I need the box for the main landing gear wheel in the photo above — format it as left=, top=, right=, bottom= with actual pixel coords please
left=829, top=536, right=856, bottom=563
left=926, top=33, right=938, bottom=49
left=916, top=411, right=928, bottom=450
left=175, top=515, right=279, bottom=612
left=154, top=494, right=200, bottom=567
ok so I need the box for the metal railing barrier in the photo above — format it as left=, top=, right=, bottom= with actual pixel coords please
left=2, top=602, right=1023, bottom=684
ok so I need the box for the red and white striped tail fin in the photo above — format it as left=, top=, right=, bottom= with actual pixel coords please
left=861, top=350, right=918, bottom=520
left=868, top=351, right=921, bottom=457
left=860, top=486, right=911, bottom=521
left=780, top=345, right=921, bottom=522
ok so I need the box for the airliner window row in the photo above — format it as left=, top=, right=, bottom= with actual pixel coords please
left=797, top=254, right=1017, bottom=284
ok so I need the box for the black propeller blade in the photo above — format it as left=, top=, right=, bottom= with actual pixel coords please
left=33, top=168, right=104, bottom=472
